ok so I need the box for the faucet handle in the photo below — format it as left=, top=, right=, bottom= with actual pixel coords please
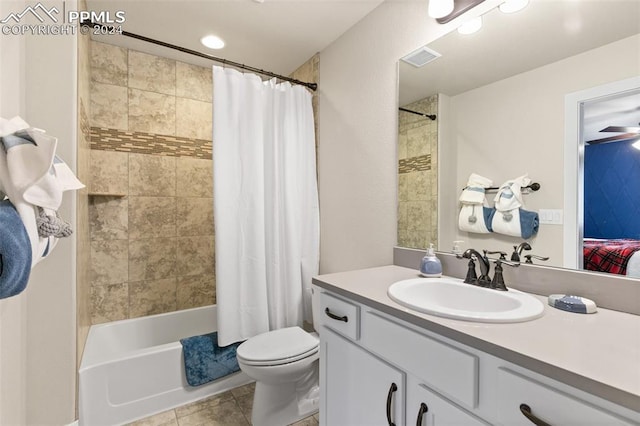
left=487, top=250, right=507, bottom=260
left=524, top=254, right=550, bottom=264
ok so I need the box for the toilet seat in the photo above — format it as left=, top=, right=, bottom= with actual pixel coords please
left=237, top=326, right=319, bottom=367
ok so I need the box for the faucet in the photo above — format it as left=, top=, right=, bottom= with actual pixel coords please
left=461, top=249, right=491, bottom=287
left=511, top=242, right=532, bottom=262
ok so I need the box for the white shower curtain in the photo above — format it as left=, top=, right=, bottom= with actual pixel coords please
left=212, top=66, right=319, bottom=346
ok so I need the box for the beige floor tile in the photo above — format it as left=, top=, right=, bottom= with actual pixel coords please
left=289, top=415, right=319, bottom=426
left=177, top=400, right=249, bottom=426
left=175, top=391, right=235, bottom=419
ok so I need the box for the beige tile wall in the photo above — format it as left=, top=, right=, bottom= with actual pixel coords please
left=397, top=95, right=438, bottom=250
left=88, top=42, right=319, bottom=324
left=76, top=1, right=92, bottom=372
left=88, top=41, right=215, bottom=324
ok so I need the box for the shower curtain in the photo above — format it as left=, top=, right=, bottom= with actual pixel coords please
left=212, top=66, right=319, bottom=346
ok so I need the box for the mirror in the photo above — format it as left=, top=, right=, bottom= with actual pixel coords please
left=397, top=0, right=640, bottom=277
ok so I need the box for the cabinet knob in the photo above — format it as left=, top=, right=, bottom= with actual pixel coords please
left=416, top=402, right=429, bottom=426
left=386, top=382, right=398, bottom=426
left=520, top=403, right=552, bottom=426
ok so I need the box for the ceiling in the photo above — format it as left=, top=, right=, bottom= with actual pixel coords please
left=85, top=0, right=384, bottom=76
left=583, top=91, right=640, bottom=145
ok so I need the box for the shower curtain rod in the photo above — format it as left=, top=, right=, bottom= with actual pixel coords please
left=399, top=107, right=436, bottom=120
left=83, top=22, right=318, bottom=91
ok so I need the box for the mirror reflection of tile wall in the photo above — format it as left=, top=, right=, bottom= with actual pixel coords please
left=398, top=95, right=438, bottom=250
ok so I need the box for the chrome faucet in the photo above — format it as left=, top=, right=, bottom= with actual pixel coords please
left=461, top=249, right=491, bottom=287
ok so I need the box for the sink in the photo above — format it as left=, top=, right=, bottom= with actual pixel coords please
left=387, top=277, right=544, bottom=323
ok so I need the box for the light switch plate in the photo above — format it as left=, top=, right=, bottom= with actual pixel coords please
left=539, top=209, right=563, bottom=225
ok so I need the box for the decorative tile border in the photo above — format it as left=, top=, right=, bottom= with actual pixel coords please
left=90, top=127, right=212, bottom=159
left=399, top=154, right=431, bottom=174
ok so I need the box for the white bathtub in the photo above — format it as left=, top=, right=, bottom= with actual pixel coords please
left=79, top=305, right=252, bottom=426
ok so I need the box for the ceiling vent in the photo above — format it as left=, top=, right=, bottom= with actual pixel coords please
left=401, top=46, right=441, bottom=68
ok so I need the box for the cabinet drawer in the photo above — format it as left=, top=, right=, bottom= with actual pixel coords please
left=496, top=367, right=636, bottom=425
left=320, top=292, right=360, bottom=340
left=361, top=311, right=478, bottom=409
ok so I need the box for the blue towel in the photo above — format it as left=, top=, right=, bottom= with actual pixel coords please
left=519, top=208, right=540, bottom=239
left=180, top=332, right=242, bottom=387
left=0, top=200, right=32, bottom=299
left=483, top=206, right=495, bottom=232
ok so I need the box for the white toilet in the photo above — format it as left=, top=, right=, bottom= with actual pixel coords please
left=236, top=287, right=322, bottom=426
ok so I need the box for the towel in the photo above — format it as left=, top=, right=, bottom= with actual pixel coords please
left=493, top=174, right=531, bottom=212
left=458, top=205, right=495, bottom=233
left=459, top=173, right=494, bottom=233
left=180, top=332, right=242, bottom=387
left=459, top=173, right=493, bottom=204
left=0, top=200, right=32, bottom=299
left=492, top=207, right=539, bottom=239
left=0, top=116, right=84, bottom=267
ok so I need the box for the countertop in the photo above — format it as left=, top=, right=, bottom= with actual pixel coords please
left=312, top=265, right=640, bottom=412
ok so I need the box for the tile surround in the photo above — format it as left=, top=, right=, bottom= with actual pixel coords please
left=397, top=95, right=438, bottom=249
left=88, top=41, right=318, bottom=324
left=128, top=50, right=176, bottom=96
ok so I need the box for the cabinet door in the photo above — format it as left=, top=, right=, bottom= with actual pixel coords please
left=321, top=327, right=405, bottom=426
left=408, top=379, right=489, bottom=426
left=496, top=368, right=637, bottom=426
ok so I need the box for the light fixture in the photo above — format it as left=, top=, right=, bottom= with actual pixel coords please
left=200, top=35, right=225, bottom=50
left=633, top=139, right=640, bottom=150
left=458, top=16, right=483, bottom=34
left=428, top=0, right=455, bottom=19
left=499, top=0, right=529, bottom=14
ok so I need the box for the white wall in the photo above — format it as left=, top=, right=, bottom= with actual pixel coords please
left=0, top=1, right=78, bottom=424
left=443, top=34, right=640, bottom=266
left=318, top=0, right=499, bottom=273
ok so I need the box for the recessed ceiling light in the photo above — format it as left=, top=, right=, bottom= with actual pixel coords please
left=428, top=0, right=454, bottom=19
left=200, top=35, right=225, bottom=50
left=458, top=16, right=482, bottom=35
left=499, top=0, right=529, bottom=14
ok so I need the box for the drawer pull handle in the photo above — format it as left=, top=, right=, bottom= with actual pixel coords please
left=520, top=404, right=552, bottom=426
left=325, top=307, right=348, bottom=322
left=386, top=382, right=398, bottom=426
left=416, top=402, right=429, bottom=426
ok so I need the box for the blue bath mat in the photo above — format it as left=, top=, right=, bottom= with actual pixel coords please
left=180, top=332, right=242, bottom=387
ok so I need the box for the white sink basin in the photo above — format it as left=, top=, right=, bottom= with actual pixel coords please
left=387, top=277, right=544, bottom=323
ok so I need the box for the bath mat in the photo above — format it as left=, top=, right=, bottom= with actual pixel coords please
left=180, top=332, right=242, bottom=387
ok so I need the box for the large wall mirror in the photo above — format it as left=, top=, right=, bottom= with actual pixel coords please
left=397, top=0, right=640, bottom=278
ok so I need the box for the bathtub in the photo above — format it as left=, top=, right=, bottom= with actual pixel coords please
left=79, top=305, right=252, bottom=426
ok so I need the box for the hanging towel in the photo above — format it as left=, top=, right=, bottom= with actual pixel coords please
left=492, top=208, right=539, bottom=239
left=0, top=116, right=84, bottom=267
left=492, top=175, right=539, bottom=238
left=458, top=205, right=495, bottom=233
left=458, top=173, right=494, bottom=233
left=180, top=332, right=242, bottom=387
left=0, top=200, right=32, bottom=299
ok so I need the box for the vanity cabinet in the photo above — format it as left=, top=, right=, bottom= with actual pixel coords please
left=316, top=288, right=640, bottom=426
left=321, top=328, right=405, bottom=426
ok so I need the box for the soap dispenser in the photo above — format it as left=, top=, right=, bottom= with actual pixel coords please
left=420, top=243, right=442, bottom=278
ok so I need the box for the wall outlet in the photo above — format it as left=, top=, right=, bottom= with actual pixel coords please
left=539, top=209, right=563, bottom=225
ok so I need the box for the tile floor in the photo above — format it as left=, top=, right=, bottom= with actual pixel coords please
left=127, top=382, right=319, bottom=426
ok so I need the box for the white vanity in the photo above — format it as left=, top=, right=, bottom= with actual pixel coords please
left=313, top=265, right=640, bottom=426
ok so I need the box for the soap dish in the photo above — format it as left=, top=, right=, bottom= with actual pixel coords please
left=548, top=294, right=597, bottom=314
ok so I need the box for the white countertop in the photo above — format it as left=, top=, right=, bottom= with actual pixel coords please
left=312, top=265, right=640, bottom=412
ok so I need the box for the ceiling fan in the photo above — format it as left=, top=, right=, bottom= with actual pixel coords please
left=586, top=124, right=640, bottom=145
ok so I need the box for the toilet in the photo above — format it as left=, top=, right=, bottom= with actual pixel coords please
left=236, top=287, right=322, bottom=426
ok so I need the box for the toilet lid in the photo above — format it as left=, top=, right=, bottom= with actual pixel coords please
left=236, top=326, right=319, bottom=364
